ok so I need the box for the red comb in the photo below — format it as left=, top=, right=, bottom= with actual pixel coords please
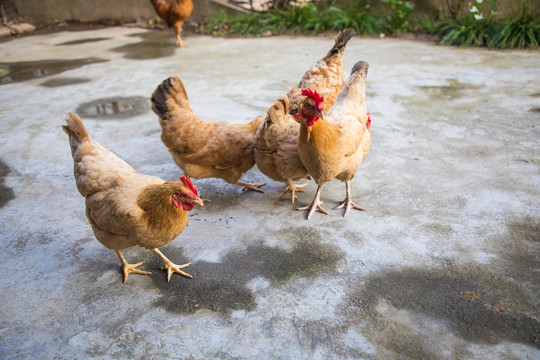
left=180, top=176, right=199, bottom=196
left=301, top=89, right=324, bottom=110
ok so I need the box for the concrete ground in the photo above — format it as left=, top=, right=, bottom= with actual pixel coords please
left=0, top=27, right=539, bottom=359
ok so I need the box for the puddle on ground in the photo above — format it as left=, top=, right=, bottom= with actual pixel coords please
left=111, top=31, right=176, bottom=60
left=418, top=79, right=479, bottom=100
left=75, top=96, right=149, bottom=119
left=0, top=58, right=108, bottom=85
left=39, top=77, right=91, bottom=87
left=56, top=37, right=110, bottom=46
left=0, top=159, right=15, bottom=208
left=347, top=264, right=540, bottom=355
left=151, top=228, right=343, bottom=315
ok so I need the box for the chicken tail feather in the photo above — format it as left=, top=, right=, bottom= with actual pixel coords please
left=62, top=112, right=90, bottom=154
left=151, top=76, right=190, bottom=121
left=326, top=28, right=356, bottom=58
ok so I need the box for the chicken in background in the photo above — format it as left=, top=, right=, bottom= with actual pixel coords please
left=151, top=76, right=266, bottom=193
left=296, top=61, right=371, bottom=220
left=63, top=113, right=203, bottom=283
left=151, top=0, right=193, bottom=47
left=254, top=28, right=356, bottom=203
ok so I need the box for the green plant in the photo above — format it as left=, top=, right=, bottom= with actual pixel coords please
left=490, top=5, right=540, bottom=49
left=438, top=17, right=498, bottom=47
left=381, top=0, right=415, bottom=35
left=342, top=1, right=383, bottom=36
left=199, top=11, right=265, bottom=36
left=417, top=15, right=441, bottom=35
left=200, top=2, right=382, bottom=37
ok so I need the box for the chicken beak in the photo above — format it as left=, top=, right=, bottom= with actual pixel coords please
left=194, top=197, right=204, bottom=206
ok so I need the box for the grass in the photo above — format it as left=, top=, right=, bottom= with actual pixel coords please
left=198, top=1, right=540, bottom=50
left=200, top=2, right=385, bottom=37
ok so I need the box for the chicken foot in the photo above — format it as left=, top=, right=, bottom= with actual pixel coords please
left=280, top=180, right=308, bottom=204
left=115, top=250, right=151, bottom=284
left=152, top=248, right=192, bottom=282
left=238, top=181, right=266, bottom=193
left=334, top=180, right=366, bottom=217
left=296, top=185, right=328, bottom=220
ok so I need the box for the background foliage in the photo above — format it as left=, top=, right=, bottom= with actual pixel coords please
left=199, top=0, right=540, bottom=50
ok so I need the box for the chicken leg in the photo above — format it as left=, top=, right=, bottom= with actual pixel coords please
left=296, top=185, right=328, bottom=220
left=174, top=25, right=186, bottom=47
left=115, top=250, right=151, bottom=284
left=152, top=248, right=192, bottom=281
left=334, top=180, right=365, bottom=217
left=239, top=181, right=266, bottom=193
left=280, top=179, right=308, bottom=204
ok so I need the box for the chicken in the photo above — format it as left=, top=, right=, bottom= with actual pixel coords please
left=151, top=0, right=193, bottom=47
left=288, top=28, right=357, bottom=116
left=254, top=28, right=356, bottom=203
left=151, top=76, right=266, bottom=192
left=63, top=113, right=204, bottom=283
left=296, top=61, right=371, bottom=220
left=254, top=95, right=308, bottom=203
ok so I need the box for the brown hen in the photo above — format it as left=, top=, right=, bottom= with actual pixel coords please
left=254, top=28, right=356, bottom=203
left=151, top=0, right=193, bottom=47
left=63, top=113, right=203, bottom=283
left=296, top=61, right=371, bottom=220
left=151, top=76, right=266, bottom=193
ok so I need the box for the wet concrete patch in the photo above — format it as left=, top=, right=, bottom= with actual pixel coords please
left=418, top=79, right=480, bottom=100
left=111, top=31, right=176, bottom=60
left=56, top=37, right=111, bottom=46
left=498, top=218, right=540, bottom=287
left=75, top=96, right=149, bottom=119
left=0, top=58, right=108, bottom=84
left=0, top=160, right=14, bottom=208
left=39, top=77, right=91, bottom=87
left=347, top=265, right=540, bottom=353
left=152, top=232, right=343, bottom=315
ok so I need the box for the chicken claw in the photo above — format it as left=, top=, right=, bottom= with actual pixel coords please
left=152, top=248, right=192, bottom=281
left=115, top=250, right=151, bottom=284
left=334, top=180, right=366, bottom=217
left=239, top=181, right=266, bottom=193
left=280, top=180, right=308, bottom=204
left=296, top=185, right=328, bottom=220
